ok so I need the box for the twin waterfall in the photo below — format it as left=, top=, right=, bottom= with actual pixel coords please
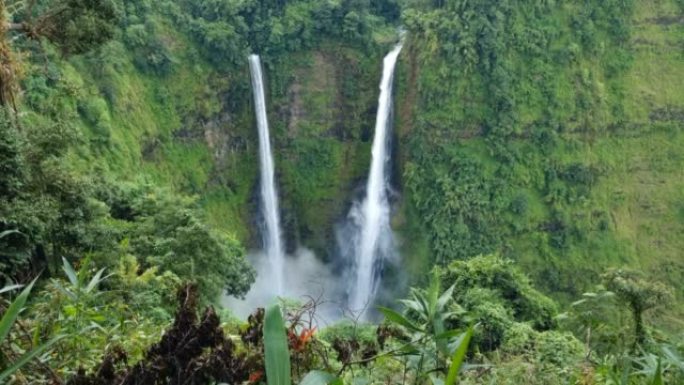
left=248, top=55, right=285, bottom=297
left=246, top=44, right=402, bottom=317
left=346, top=44, right=403, bottom=315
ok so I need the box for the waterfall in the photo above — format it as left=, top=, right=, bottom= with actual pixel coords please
left=344, top=43, right=403, bottom=316
left=248, top=54, right=285, bottom=296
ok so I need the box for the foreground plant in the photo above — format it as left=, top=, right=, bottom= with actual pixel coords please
left=378, top=272, right=473, bottom=384
left=264, top=304, right=292, bottom=385
left=602, top=269, right=673, bottom=348
left=67, top=283, right=258, bottom=384
left=0, top=277, right=64, bottom=382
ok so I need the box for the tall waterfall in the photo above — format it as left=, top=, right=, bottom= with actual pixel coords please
left=345, top=43, right=403, bottom=315
left=248, top=54, right=285, bottom=296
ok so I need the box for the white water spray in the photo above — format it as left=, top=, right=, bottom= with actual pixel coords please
left=248, top=54, right=285, bottom=296
left=346, top=43, right=403, bottom=315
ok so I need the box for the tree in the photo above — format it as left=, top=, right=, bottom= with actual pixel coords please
left=441, top=255, right=559, bottom=351
left=101, top=183, right=255, bottom=302
left=4, top=0, right=119, bottom=54
left=0, top=110, right=23, bottom=197
left=602, top=269, right=673, bottom=347
left=0, top=0, right=119, bottom=106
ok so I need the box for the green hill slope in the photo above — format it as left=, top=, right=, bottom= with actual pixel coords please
left=396, top=0, right=683, bottom=320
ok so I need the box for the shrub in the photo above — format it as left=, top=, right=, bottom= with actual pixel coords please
left=501, top=322, right=537, bottom=356
left=444, top=255, right=558, bottom=332
left=459, top=288, right=514, bottom=352
left=534, top=331, right=584, bottom=368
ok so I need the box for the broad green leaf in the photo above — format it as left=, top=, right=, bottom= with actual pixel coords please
left=378, top=306, right=422, bottom=332
left=445, top=327, right=473, bottom=385
left=264, top=304, right=291, bottom=385
left=0, top=276, right=38, bottom=344
left=62, top=257, right=78, bottom=287
left=63, top=304, right=78, bottom=317
left=300, top=371, right=342, bottom=385
left=0, top=334, right=65, bottom=382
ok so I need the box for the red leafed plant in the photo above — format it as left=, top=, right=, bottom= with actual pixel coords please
left=289, top=327, right=317, bottom=352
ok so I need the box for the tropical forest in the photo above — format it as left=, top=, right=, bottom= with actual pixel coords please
left=1, top=0, right=683, bottom=384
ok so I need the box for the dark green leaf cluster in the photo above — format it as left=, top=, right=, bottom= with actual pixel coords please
left=163, top=0, right=398, bottom=66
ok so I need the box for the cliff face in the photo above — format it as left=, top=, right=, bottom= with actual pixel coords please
left=42, top=31, right=387, bottom=259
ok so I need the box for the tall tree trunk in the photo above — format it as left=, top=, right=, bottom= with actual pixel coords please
left=632, top=304, right=645, bottom=349
left=0, top=1, right=18, bottom=109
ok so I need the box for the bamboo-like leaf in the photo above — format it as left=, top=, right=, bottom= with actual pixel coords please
left=0, top=229, right=23, bottom=239
left=0, top=277, right=38, bottom=344
left=378, top=306, right=422, bottom=332
left=53, top=281, right=77, bottom=300
left=427, top=273, right=441, bottom=317
left=434, top=329, right=463, bottom=340
left=414, top=294, right=430, bottom=320
left=662, top=346, right=684, bottom=371
left=0, top=284, right=24, bottom=295
left=437, top=284, right=456, bottom=310
left=433, top=316, right=447, bottom=356
left=0, top=334, right=65, bottom=382
left=85, top=268, right=108, bottom=293
left=444, top=327, right=473, bottom=385
left=620, top=356, right=630, bottom=385
left=62, top=257, right=78, bottom=287
left=399, top=299, right=424, bottom=315
left=397, top=344, right=421, bottom=355
left=264, top=304, right=291, bottom=385
left=651, top=360, right=663, bottom=385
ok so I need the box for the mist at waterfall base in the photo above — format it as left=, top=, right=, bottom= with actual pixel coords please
left=222, top=248, right=346, bottom=323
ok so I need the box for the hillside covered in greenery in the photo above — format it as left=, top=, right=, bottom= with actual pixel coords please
left=1, top=0, right=683, bottom=384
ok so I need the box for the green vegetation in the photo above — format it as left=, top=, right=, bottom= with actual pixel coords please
left=0, top=0, right=682, bottom=383
left=398, top=0, right=684, bottom=311
left=2, top=256, right=680, bottom=384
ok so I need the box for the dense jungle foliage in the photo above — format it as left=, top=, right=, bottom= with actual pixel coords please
left=1, top=0, right=683, bottom=384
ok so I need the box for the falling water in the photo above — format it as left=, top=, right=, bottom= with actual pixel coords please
left=345, top=43, right=403, bottom=315
left=248, top=54, right=284, bottom=296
